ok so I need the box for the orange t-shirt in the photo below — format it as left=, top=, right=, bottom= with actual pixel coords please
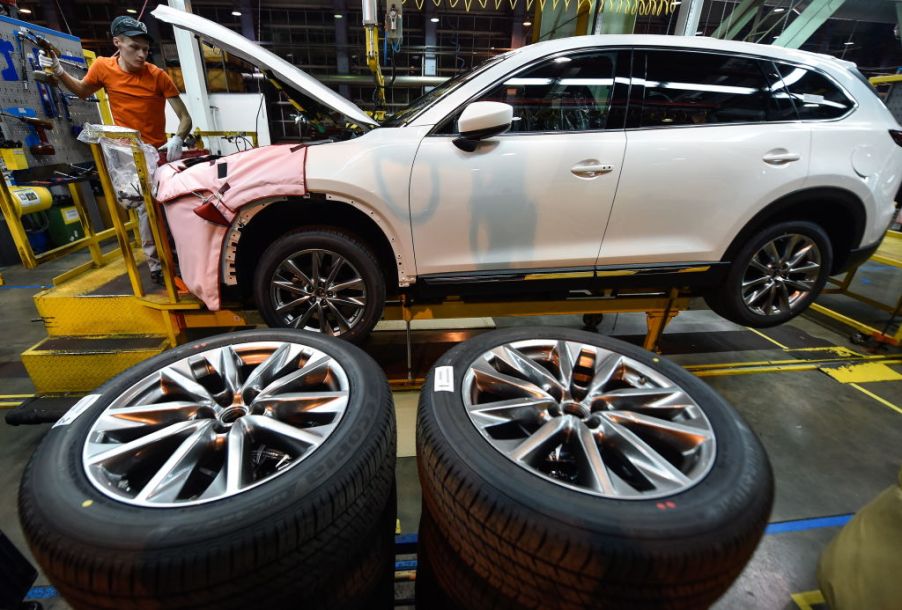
left=83, top=56, right=180, bottom=147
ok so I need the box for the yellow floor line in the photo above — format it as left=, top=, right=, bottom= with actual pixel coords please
left=746, top=327, right=790, bottom=350
left=849, top=383, right=902, bottom=415
left=0, top=401, right=23, bottom=408
left=791, top=589, right=825, bottom=609
left=0, top=394, right=34, bottom=398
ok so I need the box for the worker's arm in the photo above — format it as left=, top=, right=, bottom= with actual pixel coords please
left=167, top=96, right=192, bottom=139
left=39, top=51, right=101, bottom=99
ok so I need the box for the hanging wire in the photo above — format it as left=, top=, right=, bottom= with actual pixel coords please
left=136, top=0, right=151, bottom=20
left=55, top=0, right=73, bottom=34
left=841, top=20, right=858, bottom=59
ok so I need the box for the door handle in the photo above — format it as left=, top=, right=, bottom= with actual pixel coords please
left=762, top=151, right=801, bottom=165
left=571, top=162, right=614, bottom=178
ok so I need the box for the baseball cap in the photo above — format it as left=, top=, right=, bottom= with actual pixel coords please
left=111, top=15, right=153, bottom=41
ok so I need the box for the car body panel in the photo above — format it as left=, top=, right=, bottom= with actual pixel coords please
left=599, top=122, right=811, bottom=265
left=409, top=131, right=626, bottom=275
left=150, top=5, right=378, bottom=128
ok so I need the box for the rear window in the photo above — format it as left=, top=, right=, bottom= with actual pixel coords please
left=773, top=62, right=855, bottom=120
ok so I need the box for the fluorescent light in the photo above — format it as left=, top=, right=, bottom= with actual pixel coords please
left=18, top=8, right=31, bottom=14
left=126, top=9, right=137, bottom=14
left=844, top=41, right=854, bottom=45
left=430, top=17, right=439, bottom=22
left=232, top=10, right=242, bottom=16
left=522, top=21, right=532, bottom=26
left=695, top=30, right=703, bottom=35
left=334, top=13, right=343, bottom=18
left=773, top=7, right=785, bottom=13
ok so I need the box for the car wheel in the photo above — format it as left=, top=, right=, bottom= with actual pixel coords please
left=417, top=327, right=773, bottom=610
left=706, top=220, right=832, bottom=328
left=254, top=228, right=386, bottom=343
left=19, top=330, right=396, bottom=610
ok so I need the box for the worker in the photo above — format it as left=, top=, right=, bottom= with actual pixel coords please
left=39, top=15, right=192, bottom=285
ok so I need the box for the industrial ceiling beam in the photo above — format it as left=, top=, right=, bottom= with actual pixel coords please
left=673, top=0, right=704, bottom=36
left=773, top=0, right=847, bottom=49
left=711, top=0, right=766, bottom=40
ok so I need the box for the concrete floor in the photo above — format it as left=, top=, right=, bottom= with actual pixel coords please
left=1, top=250, right=900, bottom=610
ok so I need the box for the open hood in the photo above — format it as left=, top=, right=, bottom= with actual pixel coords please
left=151, top=4, right=378, bottom=128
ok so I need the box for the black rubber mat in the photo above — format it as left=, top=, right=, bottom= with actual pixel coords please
left=37, top=336, right=164, bottom=352
left=4, top=395, right=80, bottom=425
left=612, top=330, right=776, bottom=355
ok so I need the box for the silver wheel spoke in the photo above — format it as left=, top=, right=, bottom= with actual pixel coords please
left=749, top=257, right=771, bottom=274
left=742, top=276, right=770, bottom=290
left=781, top=234, right=800, bottom=263
left=575, top=423, right=614, bottom=495
left=325, top=256, right=345, bottom=286
left=785, top=278, right=814, bottom=292
left=508, top=417, right=569, bottom=464
left=468, top=396, right=557, bottom=427
left=786, top=243, right=814, bottom=268
left=84, top=341, right=349, bottom=507
left=329, top=296, right=365, bottom=309
left=324, top=300, right=353, bottom=332
left=602, top=416, right=691, bottom=489
left=746, top=282, right=773, bottom=306
left=789, top=262, right=820, bottom=274
left=463, top=339, right=716, bottom=500
left=330, top=277, right=364, bottom=293
left=309, top=251, right=322, bottom=284
left=777, top=283, right=791, bottom=312
left=284, top=259, right=312, bottom=287
left=135, top=421, right=216, bottom=503
left=272, top=280, right=308, bottom=295
left=276, top=295, right=312, bottom=314
left=292, top=304, right=317, bottom=329
left=763, top=241, right=781, bottom=264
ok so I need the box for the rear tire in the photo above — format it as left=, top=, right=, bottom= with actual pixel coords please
left=706, top=220, right=832, bottom=327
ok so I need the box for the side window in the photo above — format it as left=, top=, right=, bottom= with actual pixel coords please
left=637, top=51, right=775, bottom=127
left=773, top=62, right=854, bottom=120
left=471, top=51, right=617, bottom=133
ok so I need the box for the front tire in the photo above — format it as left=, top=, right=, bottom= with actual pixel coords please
left=254, top=228, right=385, bottom=343
left=706, top=220, right=832, bottom=328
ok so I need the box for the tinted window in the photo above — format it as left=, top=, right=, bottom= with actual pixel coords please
left=473, top=51, right=618, bottom=133
left=773, top=62, right=854, bottom=120
left=637, top=51, right=777, bottom=127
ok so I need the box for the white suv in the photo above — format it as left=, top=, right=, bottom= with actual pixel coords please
left=154, top=7, right=902, bottom=342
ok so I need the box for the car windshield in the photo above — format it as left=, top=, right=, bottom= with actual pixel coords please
left=381, top=51, right=516, bottom=127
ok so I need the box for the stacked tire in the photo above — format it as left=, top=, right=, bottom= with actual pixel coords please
left=19, top=330, right=396, bottom=610
left=416, top=327, right=774, bottom=610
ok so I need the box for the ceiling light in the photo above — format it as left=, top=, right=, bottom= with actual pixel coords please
left=430, top=17, right=439, bottom=22
left=843, top=41, right=854, bottom=45
left=232, top=10, right=242, bottom=16
left=126, top=9, right=137, bottom=14
left=18, top=8, right=31, bottom=14
left=334, top=13, right=343, bottom=18
left=773, top=7, right=785, bottom=13
left=522, top=20, right=532, bottom=26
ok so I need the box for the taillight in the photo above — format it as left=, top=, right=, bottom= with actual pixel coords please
left=890, top=129, right=902, bottom=147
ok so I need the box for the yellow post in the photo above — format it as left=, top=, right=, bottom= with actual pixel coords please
left=89, top=142, right=144, bottom=297
left=131, top=140, right=179, bottom=303
left=0, top=173, right=37, bottom=268
left=67, top=182, right=103, bottom=266
left=83, top=50, right=114, bottom=126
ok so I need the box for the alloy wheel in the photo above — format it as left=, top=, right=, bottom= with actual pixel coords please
left=742, top=234, right=821, bottom=316
left=269, top=249, right=367, bottom=335
left=462, top=339, right=716, bottom=499
left=83, top=341, right=349, bottom=507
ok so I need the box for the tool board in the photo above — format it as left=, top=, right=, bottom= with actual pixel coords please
left=0, top=15, right=100, bottom=171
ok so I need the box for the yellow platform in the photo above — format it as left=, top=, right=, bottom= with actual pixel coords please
left=22, top=335, right=170, bottom=394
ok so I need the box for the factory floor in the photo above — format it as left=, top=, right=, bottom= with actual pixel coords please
left=1, top=250, right=900, bottom=610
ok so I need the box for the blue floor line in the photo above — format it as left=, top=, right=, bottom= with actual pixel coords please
left=765, top=514, right=853, bottom=535
left=0, top=284, right=48, bottom=289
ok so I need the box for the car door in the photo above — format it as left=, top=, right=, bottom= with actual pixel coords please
left=598, top=49, right=812, bottom=267
left=408, top=50, right=628, bottom=276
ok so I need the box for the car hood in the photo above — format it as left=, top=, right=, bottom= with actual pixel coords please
left=151, top=4, right=378, bottom=128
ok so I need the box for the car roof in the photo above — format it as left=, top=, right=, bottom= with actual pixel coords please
left=519, top=35, right=852, bottom=73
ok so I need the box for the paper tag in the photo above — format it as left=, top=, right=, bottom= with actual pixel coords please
left=62, top=207, right=80, bottom=224
left=53, top=394, right=100, bottom=428
left=434, top=366, right=454, bottom=392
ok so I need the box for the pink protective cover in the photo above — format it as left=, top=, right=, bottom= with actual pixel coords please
left=156, top=144, right=308, bottom=310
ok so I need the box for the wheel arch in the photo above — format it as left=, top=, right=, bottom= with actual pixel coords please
left=723, top=187, right=866, bottom=274
left=224, top=194, right=411, bottom=296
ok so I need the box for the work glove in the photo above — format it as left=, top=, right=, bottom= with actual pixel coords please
left=163, top=135, right=183, bottom=163
left=38, top=50, right=64, bottom=76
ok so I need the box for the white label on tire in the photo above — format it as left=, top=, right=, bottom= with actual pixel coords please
left=434, top=366, right=454, bottom=392
left=53, top=394, right=100, bottom=428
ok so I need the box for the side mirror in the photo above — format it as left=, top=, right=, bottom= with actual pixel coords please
left=453, top=101, right=513, bottom=152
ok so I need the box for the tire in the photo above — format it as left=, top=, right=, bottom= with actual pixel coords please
left=705, top=220, right=833, bottom=328
left=254, top=228, right=386, bottom=344
left=19, top=330, right=396, bottom=610
left=416, top=327, right=773, bottom=610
